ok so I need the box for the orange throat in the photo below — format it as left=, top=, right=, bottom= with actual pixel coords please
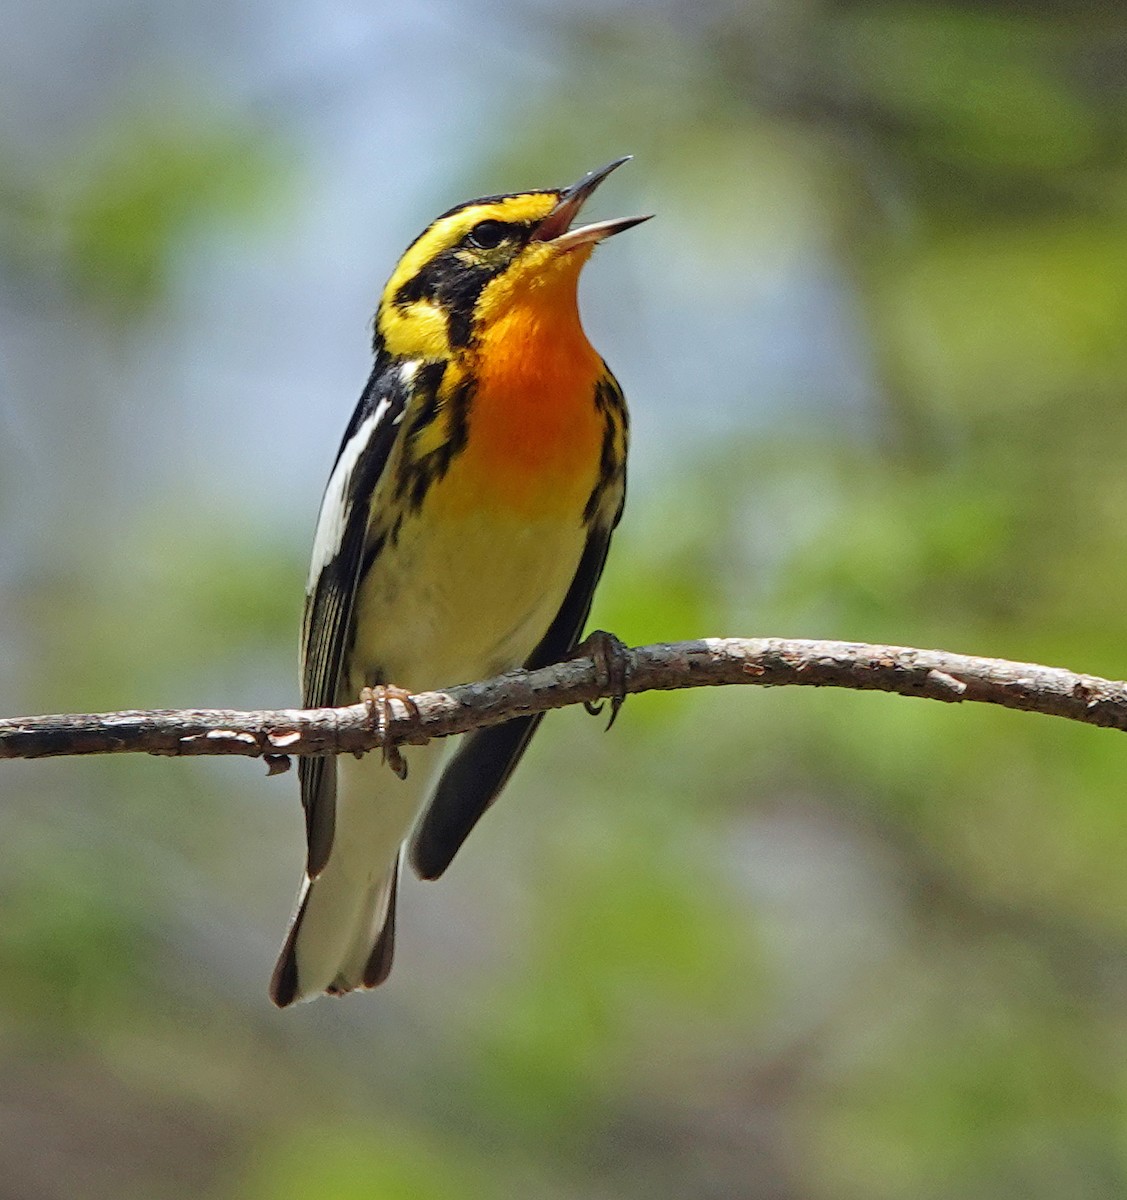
left=454, top=274, right=606, bottom=517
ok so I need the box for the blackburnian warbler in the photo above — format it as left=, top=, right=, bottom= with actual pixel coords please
left=270, top=158, right=649, bottom=1006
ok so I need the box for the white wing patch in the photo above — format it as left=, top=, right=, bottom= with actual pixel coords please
left=307, top=398, right=391, bottom=587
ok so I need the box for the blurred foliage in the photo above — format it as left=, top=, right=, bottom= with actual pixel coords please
left=239, top=1124, right=496, bottom=1200
left=4, top=1, right=1127, bottom=1198
left=0, top=83, right=283, bottom=321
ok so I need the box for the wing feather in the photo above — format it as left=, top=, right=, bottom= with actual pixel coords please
left=299, top=361, right=411, bottom=876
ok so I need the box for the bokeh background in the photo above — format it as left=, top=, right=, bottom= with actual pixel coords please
left=3, top=1, right=1127, bottom=1197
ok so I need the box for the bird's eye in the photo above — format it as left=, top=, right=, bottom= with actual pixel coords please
left=467, top=220, right=508, bottom=250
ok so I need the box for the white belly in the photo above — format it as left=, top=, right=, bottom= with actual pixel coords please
left=348, top=505, right=588, bottom=694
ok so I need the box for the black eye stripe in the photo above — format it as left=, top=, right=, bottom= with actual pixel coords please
left=390, top=218, right=537, bottom=347
left=466, top=220, right=508, bottom=249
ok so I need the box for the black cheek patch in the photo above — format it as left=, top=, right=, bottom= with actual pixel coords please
left=393, top=250, right=505, bottom=349
left=437, top=262, right=497, bottom=348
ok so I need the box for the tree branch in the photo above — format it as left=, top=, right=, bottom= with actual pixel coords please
left=2, top=638, right=1125, bottom=766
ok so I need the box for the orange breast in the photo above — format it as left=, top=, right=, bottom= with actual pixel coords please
left=441, top=298, right=607, bottom=519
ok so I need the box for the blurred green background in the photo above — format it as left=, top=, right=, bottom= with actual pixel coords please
left=4, top=1, right=1127, bottom=1197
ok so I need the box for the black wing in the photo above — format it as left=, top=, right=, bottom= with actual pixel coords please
left=409, top=524, right=618, bottom=881
left=299, top=360, right=411, bottom=876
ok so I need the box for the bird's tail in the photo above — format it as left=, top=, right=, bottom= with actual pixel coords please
left=269, top=850, right=400, bottom=1006
left=270, top=747, right=439, bottom=1007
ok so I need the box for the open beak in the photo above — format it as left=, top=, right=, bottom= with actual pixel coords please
left=532, top=156, right=653, bottom=251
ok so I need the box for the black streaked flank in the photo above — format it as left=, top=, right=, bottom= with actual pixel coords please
left=393, top=370, right=476, bottom=516
left=593, top=375, right=622, bottom=415
left=583, top=375, right=629, bottom=525
left=402, top=361, right=447, bottom=443
left=355, top=532, right=386, bottom=607
left=440, top=375, right=474, bottom=465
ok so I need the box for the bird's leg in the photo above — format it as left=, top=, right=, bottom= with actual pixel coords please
left=573, top=629, right=630, bottom=730
left=359, top=684, right=422, bottom=780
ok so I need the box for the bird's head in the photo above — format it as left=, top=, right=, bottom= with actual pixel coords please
left=374, top=158, right=650, bottom=360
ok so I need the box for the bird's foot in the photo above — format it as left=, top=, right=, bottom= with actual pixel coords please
left=359, top=684, right=421, bottom=780
left=573, top=629, right=630, bottom=730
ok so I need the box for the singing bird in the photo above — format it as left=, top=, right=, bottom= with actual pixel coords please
left=270, top=158, right=648, bottom=1005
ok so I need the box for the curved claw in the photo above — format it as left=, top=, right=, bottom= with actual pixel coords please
left=360, top=684, right=423, bottom=779
left=573, top=629, right=630, bottom=731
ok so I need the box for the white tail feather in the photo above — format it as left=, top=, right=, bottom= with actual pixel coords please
left=271, top=743, right=443, bottom=1005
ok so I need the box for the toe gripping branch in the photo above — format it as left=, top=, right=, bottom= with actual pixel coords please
left=359, top=684, right=422, bottom=780
left=574, top=630, right=630, bottom=730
